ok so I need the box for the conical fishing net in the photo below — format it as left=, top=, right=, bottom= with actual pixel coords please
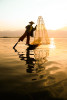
left=33, top=16, right=50, bottom=45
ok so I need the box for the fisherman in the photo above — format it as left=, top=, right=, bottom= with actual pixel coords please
left=13, top=21, right=37, bottom=48
left=18, top=21, right=37, bottom=45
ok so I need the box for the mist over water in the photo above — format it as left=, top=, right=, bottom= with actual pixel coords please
left=0, top=38, right=67, bottom=99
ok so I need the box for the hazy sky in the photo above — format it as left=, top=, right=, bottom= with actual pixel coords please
left=0, top=0, right=67, bottom=31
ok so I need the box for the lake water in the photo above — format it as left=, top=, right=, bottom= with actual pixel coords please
left=0, top=38, right=67, bottom=100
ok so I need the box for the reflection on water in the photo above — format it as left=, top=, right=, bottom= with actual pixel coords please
left=13, top=46, right=49, bottom=74
left=13, top=38, right=66, bottom=86
left=34, top=48, right=49, bottom=73
left=13, top=38, right=55, bottom=75
left=0, top=38, right=67, bottom=99
left=49, top=38, right=56, bottom=49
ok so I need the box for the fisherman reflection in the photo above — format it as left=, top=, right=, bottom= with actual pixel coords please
left=26, top=48, right=36, bottom=73
left=13, top=45, right=37, bottom=73
left=13, top=46, right=49, bottom=74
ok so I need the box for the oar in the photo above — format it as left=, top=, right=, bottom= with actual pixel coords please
left=13, top=41, right=19, bottom=48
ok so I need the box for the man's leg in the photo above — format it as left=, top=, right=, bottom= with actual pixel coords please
left=26, top=35, right=30, bottom=45
left=19, top=32, right=27, bottom=42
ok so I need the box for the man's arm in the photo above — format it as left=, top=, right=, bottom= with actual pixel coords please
left=33, top=25, right=37, bottom=31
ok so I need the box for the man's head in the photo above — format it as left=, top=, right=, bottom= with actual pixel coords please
left=29, top=21, right=35, bottom=25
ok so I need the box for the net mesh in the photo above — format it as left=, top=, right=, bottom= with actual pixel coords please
left=34, top=16, right=50, bottom=44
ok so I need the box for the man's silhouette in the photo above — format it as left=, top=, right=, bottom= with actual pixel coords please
left=13, top=21, right=37, bottom=48
left=18, top=21, right=37, bottom=45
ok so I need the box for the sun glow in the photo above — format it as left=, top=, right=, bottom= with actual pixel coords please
left=49, top=38, right=56, bottom=49
left=0, top=0, right=67, bottom=31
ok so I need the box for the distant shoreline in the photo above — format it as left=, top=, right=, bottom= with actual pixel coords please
left=0, top=37, right=19, bottom=38
left=0, top=37, right=67, bottom=38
